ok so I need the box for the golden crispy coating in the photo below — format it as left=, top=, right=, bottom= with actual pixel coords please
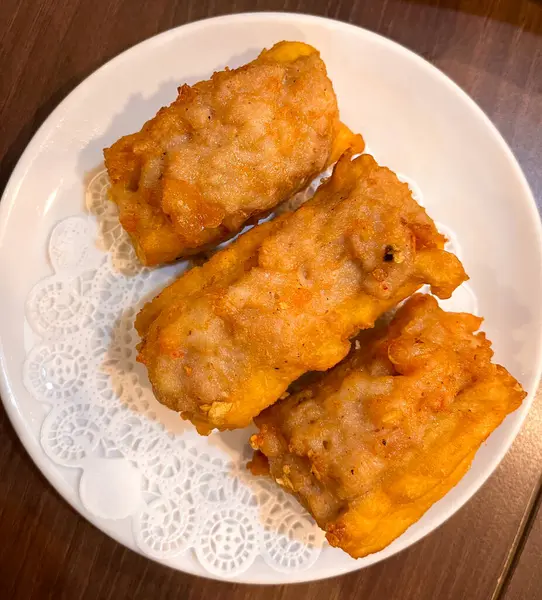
left=249, top=294, right=526, bottom=558
left=104, top=41, right=363, bottom=266
left=136, top=154, right=467, bottom=434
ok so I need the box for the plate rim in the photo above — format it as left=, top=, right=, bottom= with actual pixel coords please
left=1, top=11, right=541, bottom=585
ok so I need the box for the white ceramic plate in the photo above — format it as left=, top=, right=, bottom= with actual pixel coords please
left=1, top=13, right=541, bottom=584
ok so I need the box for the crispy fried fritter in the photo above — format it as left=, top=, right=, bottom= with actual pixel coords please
left=104, top=41, right=363, bottom=266
left=136, top=154, right=467, bottom=434
left=249, top=294, right=526, bottom=558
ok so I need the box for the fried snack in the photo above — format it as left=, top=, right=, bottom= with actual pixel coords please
left=249, top=294, right=526, bottom=558
left=104, top=41, right=363, bottom=266
left=136, top=154, right=467, bottom=434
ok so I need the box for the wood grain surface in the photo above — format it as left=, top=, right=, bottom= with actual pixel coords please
left=1, top=1, right=541, bottom=599
left=501, top=488, right=542, bottom=600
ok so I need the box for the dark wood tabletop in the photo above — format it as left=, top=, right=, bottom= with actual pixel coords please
left=1, top=1, right=542, bottom=599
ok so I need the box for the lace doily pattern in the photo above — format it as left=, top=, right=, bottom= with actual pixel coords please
left=23, top=164, right=477, bottom=578
left=23, top=170, right=327, bottom=578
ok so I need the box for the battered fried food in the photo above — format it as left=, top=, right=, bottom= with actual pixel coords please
left=249, top=294, right=526, bottom=558
left=104, top=41, right=364, bottom=266
left=136, top=154, right=467, bottom=434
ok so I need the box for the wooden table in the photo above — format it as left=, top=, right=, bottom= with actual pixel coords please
left=1, top=1, right=541, bottom=598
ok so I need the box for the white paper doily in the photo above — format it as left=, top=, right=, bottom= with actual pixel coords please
left=22, top=162, right=477, bottom=579
left=1, top=13, right=538, bottom=585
